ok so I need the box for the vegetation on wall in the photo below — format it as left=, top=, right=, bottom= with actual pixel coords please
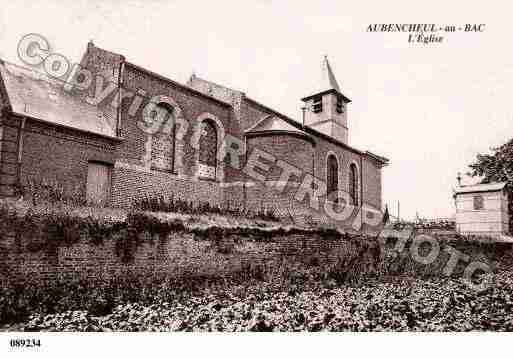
left=132, top=194, right=279, bottom=222
left=22, top=177, right=87, bottom=207
left=0, top=198, right=509, bottom=330
left=0, top=199, right=339, bottom=262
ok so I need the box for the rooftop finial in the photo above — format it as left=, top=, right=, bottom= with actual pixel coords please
left=187, top=70, right=197, bottom=85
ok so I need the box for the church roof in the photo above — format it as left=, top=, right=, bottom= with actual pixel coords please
left=0, top=59, right=117, bottom=139
left=301, top=56, right=351, bottom=103
left=455, top=182, right=507, bottom=194
left=245, top=114, right=312, bottom=141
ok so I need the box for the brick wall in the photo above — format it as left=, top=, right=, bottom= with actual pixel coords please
left=78, top=43, right=122, bottom=134
left=0, top=227, right=371, bottom=284
left=81, top=42, right=124, bottom=94
left=115, top=62, right=243, bottom=205
left=240, top=97, right=272, bottom=131
left=0, top=115, right=19, bottom=197
left=119, top=63, right=234, bottom=171
left=187, top=75, right=245, bottom=128
left=362, top=158, right=382, bottom=210
left=241, top=118, right=382, bottom=225
left=111, top=166, right=224, bottom=208
left=240, top=134, right=374, bottom=229
left=151, top=128, right=175, bottom=172
left=79, top=45, right=247, bottom=207
left=246, top=134, right=314, bottom=181
left=0, top=73, right=18, bottom=197
left=19, top=118, right=117, bottom=197
left=245, top=182, right=308, bottom=220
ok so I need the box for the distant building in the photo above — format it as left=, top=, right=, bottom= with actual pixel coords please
left=454, top=182, right=509, bottom=235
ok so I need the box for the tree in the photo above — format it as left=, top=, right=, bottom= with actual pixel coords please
left=468, top=138, right=513, bottom=232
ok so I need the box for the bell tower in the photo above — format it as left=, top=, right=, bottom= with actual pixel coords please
left=301, top=56, right=351, bottom=144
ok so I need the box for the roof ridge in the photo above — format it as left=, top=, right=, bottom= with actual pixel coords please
left=189, top=74, right=244, bottom=95
left=84, top=43, right=231, bottom=108
left=125, top=61, right=232, bottom=108
left=87, top=42, right=125, bottom=61
left=455, top=182, right=507, bottom=194
left=244, top=114, right=272, bottom=133
left=245, top=114, right=310, bottom=138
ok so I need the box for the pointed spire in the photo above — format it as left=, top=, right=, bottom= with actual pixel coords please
left=301, top=55, right=350, bottom=103
left=321, top=55, right=341, bottom=93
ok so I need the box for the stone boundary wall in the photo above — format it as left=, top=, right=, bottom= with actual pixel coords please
left=0, top=228, right=375, bottom=284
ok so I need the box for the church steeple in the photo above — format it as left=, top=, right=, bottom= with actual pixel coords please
left=321, top=55, right=341, bottom=93
left=301, top=56, right=351, bottom=144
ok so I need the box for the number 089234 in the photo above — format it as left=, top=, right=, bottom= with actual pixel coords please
left=9, top=338, right=41, bottom=348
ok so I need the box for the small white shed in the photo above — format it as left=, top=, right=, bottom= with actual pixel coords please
left=454, top=182, right=509, bottom=235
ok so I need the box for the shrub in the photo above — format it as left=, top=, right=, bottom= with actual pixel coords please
left=23, top=177, right=86, bottom=207
left=132, top=194, right=279, bottom=222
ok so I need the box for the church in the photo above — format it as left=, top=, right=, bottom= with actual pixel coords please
left=0, top=42, right=388, bottom=225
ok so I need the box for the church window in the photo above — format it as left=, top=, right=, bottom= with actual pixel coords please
left=327, top=154, right=339, bottom=200
left=313, top=96, right=323, bottom=113
left=349, top=163, right=359, bottom=206
left=151, top=103, right=176, bottom=172
left=198, top=119, right=218, bottom=180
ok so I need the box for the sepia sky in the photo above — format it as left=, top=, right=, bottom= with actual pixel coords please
left=1, top=0, right=512, bottom=219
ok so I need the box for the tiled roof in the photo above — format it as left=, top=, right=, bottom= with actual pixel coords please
left=245, top=114, right=310, bottom=136
left=455, top=182, right=507, bottom=194
left=0, top=60, right=117, bottom=138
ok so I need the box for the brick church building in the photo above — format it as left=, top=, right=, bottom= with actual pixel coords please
left=0, top=42, right=388, bottom=225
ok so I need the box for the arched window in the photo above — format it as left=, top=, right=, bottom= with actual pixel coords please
left=198, top=119, right=217, bottom=179
left=151, top=103, right=176, bottom=172
left=349, top=163, right=359, bottom=206
left=327, top=154, right=339, bottom=199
